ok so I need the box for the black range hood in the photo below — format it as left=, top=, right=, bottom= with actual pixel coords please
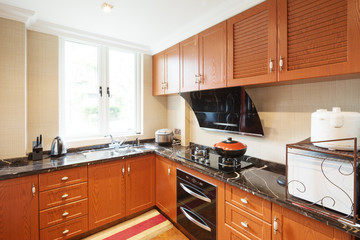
left=180, top=87, right=264, bottom=137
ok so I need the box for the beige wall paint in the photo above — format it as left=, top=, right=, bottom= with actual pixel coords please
left=0, top=18, right=26, bottom=159
left=142, top=54, right=168, bottom=138
left=170, top=78, right=360, bottom=164
left=27, top=31, right=59, bottom=152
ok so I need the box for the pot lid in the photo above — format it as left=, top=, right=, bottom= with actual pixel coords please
left=155, top=128, right=173, bottom=135
left=214, top=137, right=247, bottom=150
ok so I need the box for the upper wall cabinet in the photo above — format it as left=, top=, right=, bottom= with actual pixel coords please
left=277, top=0, right=360, bottom=82
left=152, top=44, right=180, bottom=96
left=180, top=21, right=227, bottom=92
left=227, top=0, right=277, bottom=86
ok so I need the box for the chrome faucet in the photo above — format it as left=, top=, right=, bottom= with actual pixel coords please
left=105, top=134, right=127, bottom=149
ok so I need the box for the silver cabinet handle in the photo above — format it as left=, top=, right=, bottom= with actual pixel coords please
left=194, top=74, right=199, bottom=84
left=122, top=165, right=125, bottom=176
left=241, top=221, right=248, bottom=228
left=61, top=176, right=69, bottom=181
left=168, top=166, right=171, bottom=176
left=269, top=58, right=274, bottom=72
left=279, top=56, right=284, bottom=71
left=180, top=183, right=211, bottom=203
left=180, top=206, right=211, bottom=232
left=274, top=216, right=278, bottom=235
left=128, top=165, right=130, bottom=175
left=62, top=194, right=69, bottom=199
left=32, top=184, right=36, bottom=197
left=62, top=229, right=69, bottom=235
left=62, top=212, right=69, bottom=217
left=241, top=198, right=248, bottom=204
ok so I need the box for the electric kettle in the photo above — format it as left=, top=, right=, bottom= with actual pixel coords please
left=50, top=136, right=67, bottom=157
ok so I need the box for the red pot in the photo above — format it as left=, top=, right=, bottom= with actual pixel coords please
left=214, top=137, right=247, bottom=158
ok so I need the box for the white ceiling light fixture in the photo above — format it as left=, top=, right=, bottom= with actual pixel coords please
left=101, top=3, right=113, bottom=13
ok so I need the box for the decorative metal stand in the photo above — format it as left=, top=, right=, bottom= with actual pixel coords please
left=286, top=138, right=359, bottom=225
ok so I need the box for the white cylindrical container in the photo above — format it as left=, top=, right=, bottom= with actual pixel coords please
left=311, top=107, right=360, bottom=151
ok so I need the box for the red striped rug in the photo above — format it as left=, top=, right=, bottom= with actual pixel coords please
left=84, top=210, right=173, bottom=240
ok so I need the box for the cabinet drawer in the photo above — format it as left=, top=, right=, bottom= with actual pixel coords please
left=39, top=166, right=87, bottom=191
left=226, top=202, right=271, bottom=240
left=39, top=182, right=88, bottom=210
left=225, top=223, right=252, bottom=240
left=40, top=215, right=88, bottom=240
left=226, top=184, right=271, bottom=222
left=40, top=199, right=88, bottom=229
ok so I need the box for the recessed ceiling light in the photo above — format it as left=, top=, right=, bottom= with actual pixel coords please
left=102, top=3, right=113, bottom=12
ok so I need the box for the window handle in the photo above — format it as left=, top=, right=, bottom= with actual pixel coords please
left=107, top=87, right=110, bottom=97
left=99, top=86, right=103, bottom=97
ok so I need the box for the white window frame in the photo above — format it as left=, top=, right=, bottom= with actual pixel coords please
left=59, top=37, right=142, bottom=142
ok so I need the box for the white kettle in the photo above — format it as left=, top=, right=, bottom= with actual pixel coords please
left=311, top=107, right=360, bottom=151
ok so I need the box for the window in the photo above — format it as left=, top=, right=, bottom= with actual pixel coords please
left=60, top=39, right=141, bottom=140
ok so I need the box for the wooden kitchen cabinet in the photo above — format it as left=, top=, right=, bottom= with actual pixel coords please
left=39, top=167, right=88, bottom=239
left=153, top=44, right=180, bottom=96
left=153, top=51, right=165, bottom=96
left=0, top=175, right=39, bottom=240
left=227, top=0, right=277, bottom=86
left=126, top=154, right=155, bottom=216
left=278, top=0, right=360, bottom=82
left=155, top=155, right=177, bottom=222
left=272, top=203, right=351, bottom=240
left=88, top=159, right=126, bottom=230
left=225, top=184, right=272, bottom=240
left=198, top=21, right=227, bottom=90
left=180, top=21, right=227, bottom=92
left=180, top=35, right=199, bottom=92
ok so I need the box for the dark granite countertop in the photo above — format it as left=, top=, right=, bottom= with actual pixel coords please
left=0, top=143, right=359, bottom=237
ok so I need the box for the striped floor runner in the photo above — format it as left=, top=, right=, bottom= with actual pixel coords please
left=83, top=210, right=173, bottom=240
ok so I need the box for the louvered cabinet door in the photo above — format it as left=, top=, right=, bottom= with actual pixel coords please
left=278, top=0, right=360, bottom=82
left=227, top=0, right=277, bottom=87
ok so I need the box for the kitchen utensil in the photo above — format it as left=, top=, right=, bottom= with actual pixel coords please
left=311, top=107, right=360, bottom=150
left=155, top=129, right=174, bottom=146
left=50, top=136, right=67, bottom=157
left=214, top=137, right=247, bottom=157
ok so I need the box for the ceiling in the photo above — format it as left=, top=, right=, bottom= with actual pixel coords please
left=0, top=0, right=264, bottom=54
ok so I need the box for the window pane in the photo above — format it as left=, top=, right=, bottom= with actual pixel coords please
left=63, top=41, right=100, bottom=138
left=108, top=50, right=137, bottom=133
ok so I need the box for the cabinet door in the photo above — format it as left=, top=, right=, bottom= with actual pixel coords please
left=278, top=0, right=360, bottom=81
left=199, top=21, right=227, bottom=90
left=272, top=204, right=351, bottom=240
left=152, top=51, right=165, bottom=96
left=0, top=175, right=39, bottom=240
left=165, top=44, right=180, bottom=94
left=155, top=155, right=176, bottom=222
left=126, top=154, right=155, bottom=216
left=180, top=35, right=199, bottom=92
left=88, top=160, right=126, bottom=230
left=227, top=0, right=277, bottom=86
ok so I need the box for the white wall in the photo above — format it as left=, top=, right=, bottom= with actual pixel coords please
left=168, top=78, right=360, bottom=164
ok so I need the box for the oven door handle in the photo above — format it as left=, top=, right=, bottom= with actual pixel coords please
left=180, top=206, right=212, bottom=232
left=179, top=183, right=211, bottom=203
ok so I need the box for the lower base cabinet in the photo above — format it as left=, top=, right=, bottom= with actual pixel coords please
left=0, top=175, right=39, bottom=240
left=272, top=204, right=352, bottom=240
left=155, top=155, right=177, bottom=222
left=88, top=159, right=126, bottom=230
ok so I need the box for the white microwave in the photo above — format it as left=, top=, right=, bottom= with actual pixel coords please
left=287, top=147, right=357, bottom=216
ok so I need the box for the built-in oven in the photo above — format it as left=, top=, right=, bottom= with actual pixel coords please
left=177, top=169, right=217, bottom=240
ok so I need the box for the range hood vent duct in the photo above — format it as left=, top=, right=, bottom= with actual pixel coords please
left=180, top=87, right=264, bottom=137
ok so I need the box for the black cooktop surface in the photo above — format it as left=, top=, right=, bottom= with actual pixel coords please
left=176, top=149, right=253, bottom=174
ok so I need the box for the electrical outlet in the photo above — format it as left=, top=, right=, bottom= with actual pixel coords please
left=174, top=128, right=181, bottom=135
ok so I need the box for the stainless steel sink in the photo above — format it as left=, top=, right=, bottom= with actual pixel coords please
left=82, top=147, right=143, bottom=160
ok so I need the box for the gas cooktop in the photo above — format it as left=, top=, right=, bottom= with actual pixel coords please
left=176, top=147, right=253, bottom=174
